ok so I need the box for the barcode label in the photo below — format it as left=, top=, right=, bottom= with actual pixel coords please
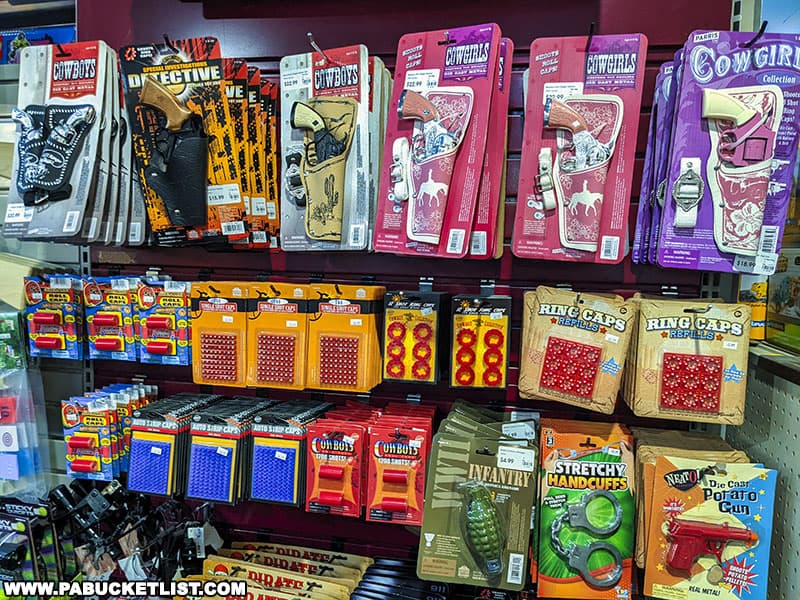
left=266, top=201, right=277, bottom=220
left=129, top=222, right=142, bottom=244
left=507, top=553, right=524, bottom=585
left=111, top=278, right=130, bottom=291
left=222, top=221, right=246, bottom=236
left=63, top=211, right=80, bottom=233
left=115, top=223, right=125, bottom=244
left=269, top=236, right=279, bottom=248
left=758, top=226, right=779, bottom=254
left=446, top=229, right=466, bottom=254
left=251, top=231, right=268, bottom=244
left=600, top=236, right=620, bottom=261
left=242, top=196, right=250, bottom=214
left=251, top=197, right=267, bottom=216
left=350, top=224, right=365, bottom=247
left=470, top=231, right=487, bottom=256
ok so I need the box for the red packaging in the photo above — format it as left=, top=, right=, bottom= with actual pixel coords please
left=373, top=24, right=502, bottom=258
left=470, top=37, right=513, bottom=259
left=305, top=419, right=365, bottom=518
left=513, top=34, right=648, bottom=263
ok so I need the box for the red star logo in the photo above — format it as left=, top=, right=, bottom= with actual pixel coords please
left=716, top=334, right=723, bottom=341
left=600, top=327, right=607, bottom=334
left=551, top=318, right=557, bottom=324
left=661, top=331, right=669, bottom=338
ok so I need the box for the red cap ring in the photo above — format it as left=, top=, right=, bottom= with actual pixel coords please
left=387, top=321, right=407, bottom=340
left=387, top=340, right=406, bottom=359
left=413, top=322, right=433, bottom=342
left=412, top=360, right=431, bottom=380
left=456, top=328, right=477, bottom=347
left=484, top=328, right=505, bottom=348
left=412, top=342, right=432, bottom=361
left=386, top=359, right=405, bottom=378
left=456, top=346, right=476, bottom=366
left=455, top=366, right=475, bottom=386
left=483, top=348, right=503, bottom=367
left=483, top=367, right=503, bottom=387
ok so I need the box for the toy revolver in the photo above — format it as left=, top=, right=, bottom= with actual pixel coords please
left=666, top=517, right=758, bottom=573
left=541, top=96, right=623, bottom=252
left=694, top=86, right=784, bottom=256
left=290, top=97, right=357, bottom=241
left=393, top=87, right=474, bottom=245
left=138, top=75, right=208, bottom=228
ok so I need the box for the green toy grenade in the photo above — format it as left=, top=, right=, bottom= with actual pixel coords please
left=460, top=480, right=505, bottom=577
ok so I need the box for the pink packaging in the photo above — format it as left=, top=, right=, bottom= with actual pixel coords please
left=373, top=24, right=502, bottom=258
left=469, top=37, right=513, bottom=259
left=513, top=34, right=648, bottom=263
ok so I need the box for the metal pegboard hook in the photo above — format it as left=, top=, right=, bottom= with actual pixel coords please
left=307, top=32, right=331, bottom=64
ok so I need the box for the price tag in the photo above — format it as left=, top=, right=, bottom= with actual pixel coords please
left=543, top=82, right=584, bottom=103
left=216, top=447, right=229, bottom=457
left=502, top=422, right=537, bottom=441
left=150, top=446, right=162, bottom=455
left=497, top=446, right=535, bottom=472
left=275, top=451, right=287, bottom=461
left=404, top=69, right=440, bottom=92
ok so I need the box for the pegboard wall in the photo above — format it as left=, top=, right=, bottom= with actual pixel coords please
left=726, top=355, right=800, bottom=600
left=70, top=0, right=785, bottom=565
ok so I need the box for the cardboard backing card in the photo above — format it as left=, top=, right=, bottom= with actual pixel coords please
left=633, top=298, right=751, bottom=425
left=120, top=36, right=247, bottom=244
left=417, top=434, right=537, bottom=591
left=373, top=24, right=501, bottom=258
left=115, top=55, right=133, bottom=246
left=513, top=34, right=648, bottom=263
left=657, top=31, right=800, bottom=275
left=518, top=287, right=636, bottom=414
left=6, top=41, right=110, bottom=241
left=279, top=45, right=370, bottom=251
left=644, top=457, right=777, bottom=600
left=470, top=37, right=512, bottom=259
left=221, top=57, right=250, bottom=242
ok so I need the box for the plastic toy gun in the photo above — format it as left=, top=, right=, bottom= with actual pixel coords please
left=291, top=102, right=347, bottom=164
left=544, top=98, right=611, bottom=170
left=138, top=75, right=208, bottom=228
left=666, top=518, right=758, bottom=572
left=702, top=89, right=775, bottom=167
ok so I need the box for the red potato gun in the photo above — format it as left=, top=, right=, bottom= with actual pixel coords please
left=666, top=518, right=758, bottom=572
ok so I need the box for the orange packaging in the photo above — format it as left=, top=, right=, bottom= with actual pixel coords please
left=190, top=282, right=248, bottom=387
left=246, top=282, right=308, bottom=389
left=306, top=284, right=384, bottom=392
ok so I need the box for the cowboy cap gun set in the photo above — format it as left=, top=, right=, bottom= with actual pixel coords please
left=634, top=30, right=800, bottom=275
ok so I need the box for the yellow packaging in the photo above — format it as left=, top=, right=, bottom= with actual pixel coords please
left=450, top=295, right=511, bottom=389
left=306, top=284, right=384, bottom=392
left=203, top=556, right=349, bottom=600
left=246, top=282, right=308, bottom=389
left=191, top=282, right=248, bottom=387
left=218, top=548, right=360, bottom=590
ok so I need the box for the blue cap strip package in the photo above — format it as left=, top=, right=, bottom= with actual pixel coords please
left=127, top=437, right=172, bottom=495
left=251, top=443, right=297, bottom=504
left=187, top=442, right=234, bottom=503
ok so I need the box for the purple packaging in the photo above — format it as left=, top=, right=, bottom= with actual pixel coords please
left=658, top=30, right=800, bottom=274
left=633, top=63, right=670, bottom=263
left=649, top=51, right=683, bottom=265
